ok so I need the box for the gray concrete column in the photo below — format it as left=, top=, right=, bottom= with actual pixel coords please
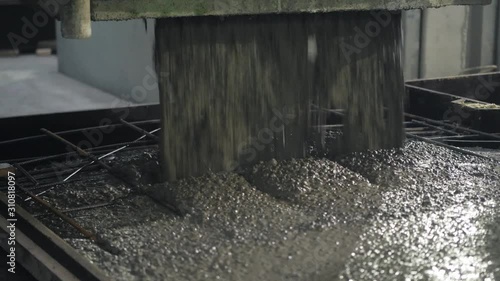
left=61, top=0, right=91, bottom=39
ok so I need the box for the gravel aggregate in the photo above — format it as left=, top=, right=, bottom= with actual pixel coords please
left=21, top=141, right=500, bottom=280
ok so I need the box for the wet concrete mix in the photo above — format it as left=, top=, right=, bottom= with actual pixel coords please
left=23, top=140, right=500, bottom=281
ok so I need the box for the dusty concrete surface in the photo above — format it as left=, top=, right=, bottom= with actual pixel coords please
left=0, top=55, right=131, bottom=118
left=24, top=140, right=500, bottom=280
left=90, top=0, right=491, bottom=20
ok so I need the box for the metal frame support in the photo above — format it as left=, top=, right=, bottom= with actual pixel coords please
left=61, top=0, right=91, bottom=39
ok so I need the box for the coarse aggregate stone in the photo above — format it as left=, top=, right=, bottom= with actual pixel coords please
left=25, top=141, right=499, bottom=280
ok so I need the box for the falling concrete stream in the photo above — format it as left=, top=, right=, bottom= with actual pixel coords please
left=154, top=11, right=404, bottom=181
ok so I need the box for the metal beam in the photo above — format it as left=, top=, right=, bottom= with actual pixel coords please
left=61, top=0, right=92, bottom=39
left=90, top=0, right=492, bottom=21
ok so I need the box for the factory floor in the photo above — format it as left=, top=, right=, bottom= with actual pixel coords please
left=0, top=55, right=130, bottom=118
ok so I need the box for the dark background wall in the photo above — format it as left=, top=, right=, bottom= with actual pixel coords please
left=0, top=4, right=55, bottom=52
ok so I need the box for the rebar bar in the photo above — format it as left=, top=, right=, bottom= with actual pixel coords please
left=13, top=168, right=97, bottom=241
left=120, top=119, right=160, bottom=142
left=407, top=133, right=496, bottom=161
left=41, top=128, right=114, bottom=171
left=13, top=164, right=38, bottom=186
left=63, top=128, right=161, bottom=182
left=405, top=113, right=500, bottom=140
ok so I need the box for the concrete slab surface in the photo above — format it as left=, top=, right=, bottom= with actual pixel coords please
left=0, top=55, right=132, bottom=118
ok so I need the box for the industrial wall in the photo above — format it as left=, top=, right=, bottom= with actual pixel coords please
left=402, top=3, right=498, bottom=79
left=56, top=19, right=158, bottom=104
left=57, top=4, right=499, bottom=103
